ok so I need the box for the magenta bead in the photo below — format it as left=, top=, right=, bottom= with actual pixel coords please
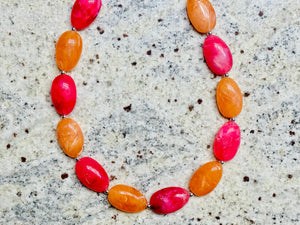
left=75, top=157, right=109, bottom=192
left=214, top=121, right=241, bottom=161
left=203, top=35, right=233, bottom=75
left=71, top=0, right=102, bottom=30
left=150, top=187, right=190, bottom=214
left=51, top=74, right=76, bottom=116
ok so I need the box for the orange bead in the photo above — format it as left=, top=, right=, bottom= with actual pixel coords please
left=216, top=77, right=243, bottom=118
left=56, top=31, right=82, bottom=72
left=189, top=161, right=222, bottom=196
left=187, top=0, right=216, bottom=33
left=108, top=185, right=147, bottom=213
left=56, top=118, right=84, bottom=158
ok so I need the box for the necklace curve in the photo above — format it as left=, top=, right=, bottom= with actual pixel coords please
left=50, top=0, right=243, bottom=215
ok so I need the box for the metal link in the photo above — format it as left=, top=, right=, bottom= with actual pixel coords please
left=207, top=32, right=212, bottom=36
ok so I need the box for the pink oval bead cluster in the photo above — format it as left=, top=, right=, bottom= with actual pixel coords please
left=50, top=0, right=243, bottom=215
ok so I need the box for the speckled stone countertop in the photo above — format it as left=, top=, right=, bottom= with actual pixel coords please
left=0, top=0, right=299, bottom=224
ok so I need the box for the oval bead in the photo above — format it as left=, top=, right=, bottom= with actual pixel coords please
left=108, top=185, right=147, bottom=213
left=203, top=35, right=233, bottom=75
left=56, top=118, right=84, bottom=158
left=216, top=77, right=243, bottom=118
left=71, top=0, right=102, bottom=30
left=51, top=74, right=76, bottom=116
left=214, top=121, right=241, bottom=161
left=75, top=157, right=109, bottom=192
left=189, top=161, right=223, bottom=196
left=187, top=0, right=216, bottom=33
left=56, top=31, right=82, bottom=72
left=150, top=187, right=189, bottom=214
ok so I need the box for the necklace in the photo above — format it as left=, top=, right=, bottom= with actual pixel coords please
left=51, top=0, right=243, bottom=215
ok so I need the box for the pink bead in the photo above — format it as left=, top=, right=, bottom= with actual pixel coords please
left=203, top=35, right=233, bottom=75
left=150, top=187, right=190, bottom=214
left=213, top=121, right=241, bottom=161
left=51, top=74, right=76, bottom=116
left=71, top=0, right=102, bottom=30
left=75, top=157, right=109, bottom=192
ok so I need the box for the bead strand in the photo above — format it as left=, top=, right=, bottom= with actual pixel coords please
left=50, top=0, right=243, bottom=215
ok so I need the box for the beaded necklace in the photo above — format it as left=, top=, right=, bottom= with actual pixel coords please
left=51, top=0, right=243, bottom=214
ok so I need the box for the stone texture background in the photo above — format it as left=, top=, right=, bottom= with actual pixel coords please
left=0, top=0, right=299, bottom=224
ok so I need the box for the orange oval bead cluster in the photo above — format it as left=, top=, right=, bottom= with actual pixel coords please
left=108, top=185, right=148, bottom=213
left=189, top=161, right=223, bottom=196
left=50, top=0, right=243, bottom=216
left=216, top=77, right=243, bottom=118
left=56, top=31, right=82, bottom=72
left=56, top=118, right=84, bottom=158
left=187, top=0, right=216, bottom=33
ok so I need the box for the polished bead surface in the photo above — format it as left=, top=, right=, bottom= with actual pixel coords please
left=71, top=0, right=102, bottom=30
left=189, top=161, right=222, bottom=196
left=216, top=77, right=243, bottom=118
left=150, top=187, right=190, bottom=214
left=51, top=74, right=76, bottom=116
left=56, top=31, right=82, bottom=72
left=214, top=121, right=241, bottom=161
left=56, top=118, right=83, bottom=158
left=108, top=185, right=147, bottom=213
left=75, top=157, right=109, bottom=192
left=187, top=0, right=216, bottom=33
left=203, top=35, right=233, bottom=75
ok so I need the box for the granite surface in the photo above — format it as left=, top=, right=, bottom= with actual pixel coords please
left=0, top=0, right=299, bottom=224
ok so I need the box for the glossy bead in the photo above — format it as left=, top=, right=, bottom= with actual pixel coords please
left=203, top=35, right=233, bottom=75
left=187, top=0, right=216, bottom=33
left=56, top=118, right=84, bottom=158
left=75, top=157, right=109, bottom=192
left=108, top=185, right=147, bottom=213
left=189, top=161, right=223, bottom=196
left=150, top=187, right=190, bottom=214
left=216, top=77, right=243, bottom=118
left=214, top=121, right=241, bottom=161
left=71, top=0, right=102, bottom=30
left=51, top=74, right=76, bottom=116
left=56, top=31, right=82, bottom=72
